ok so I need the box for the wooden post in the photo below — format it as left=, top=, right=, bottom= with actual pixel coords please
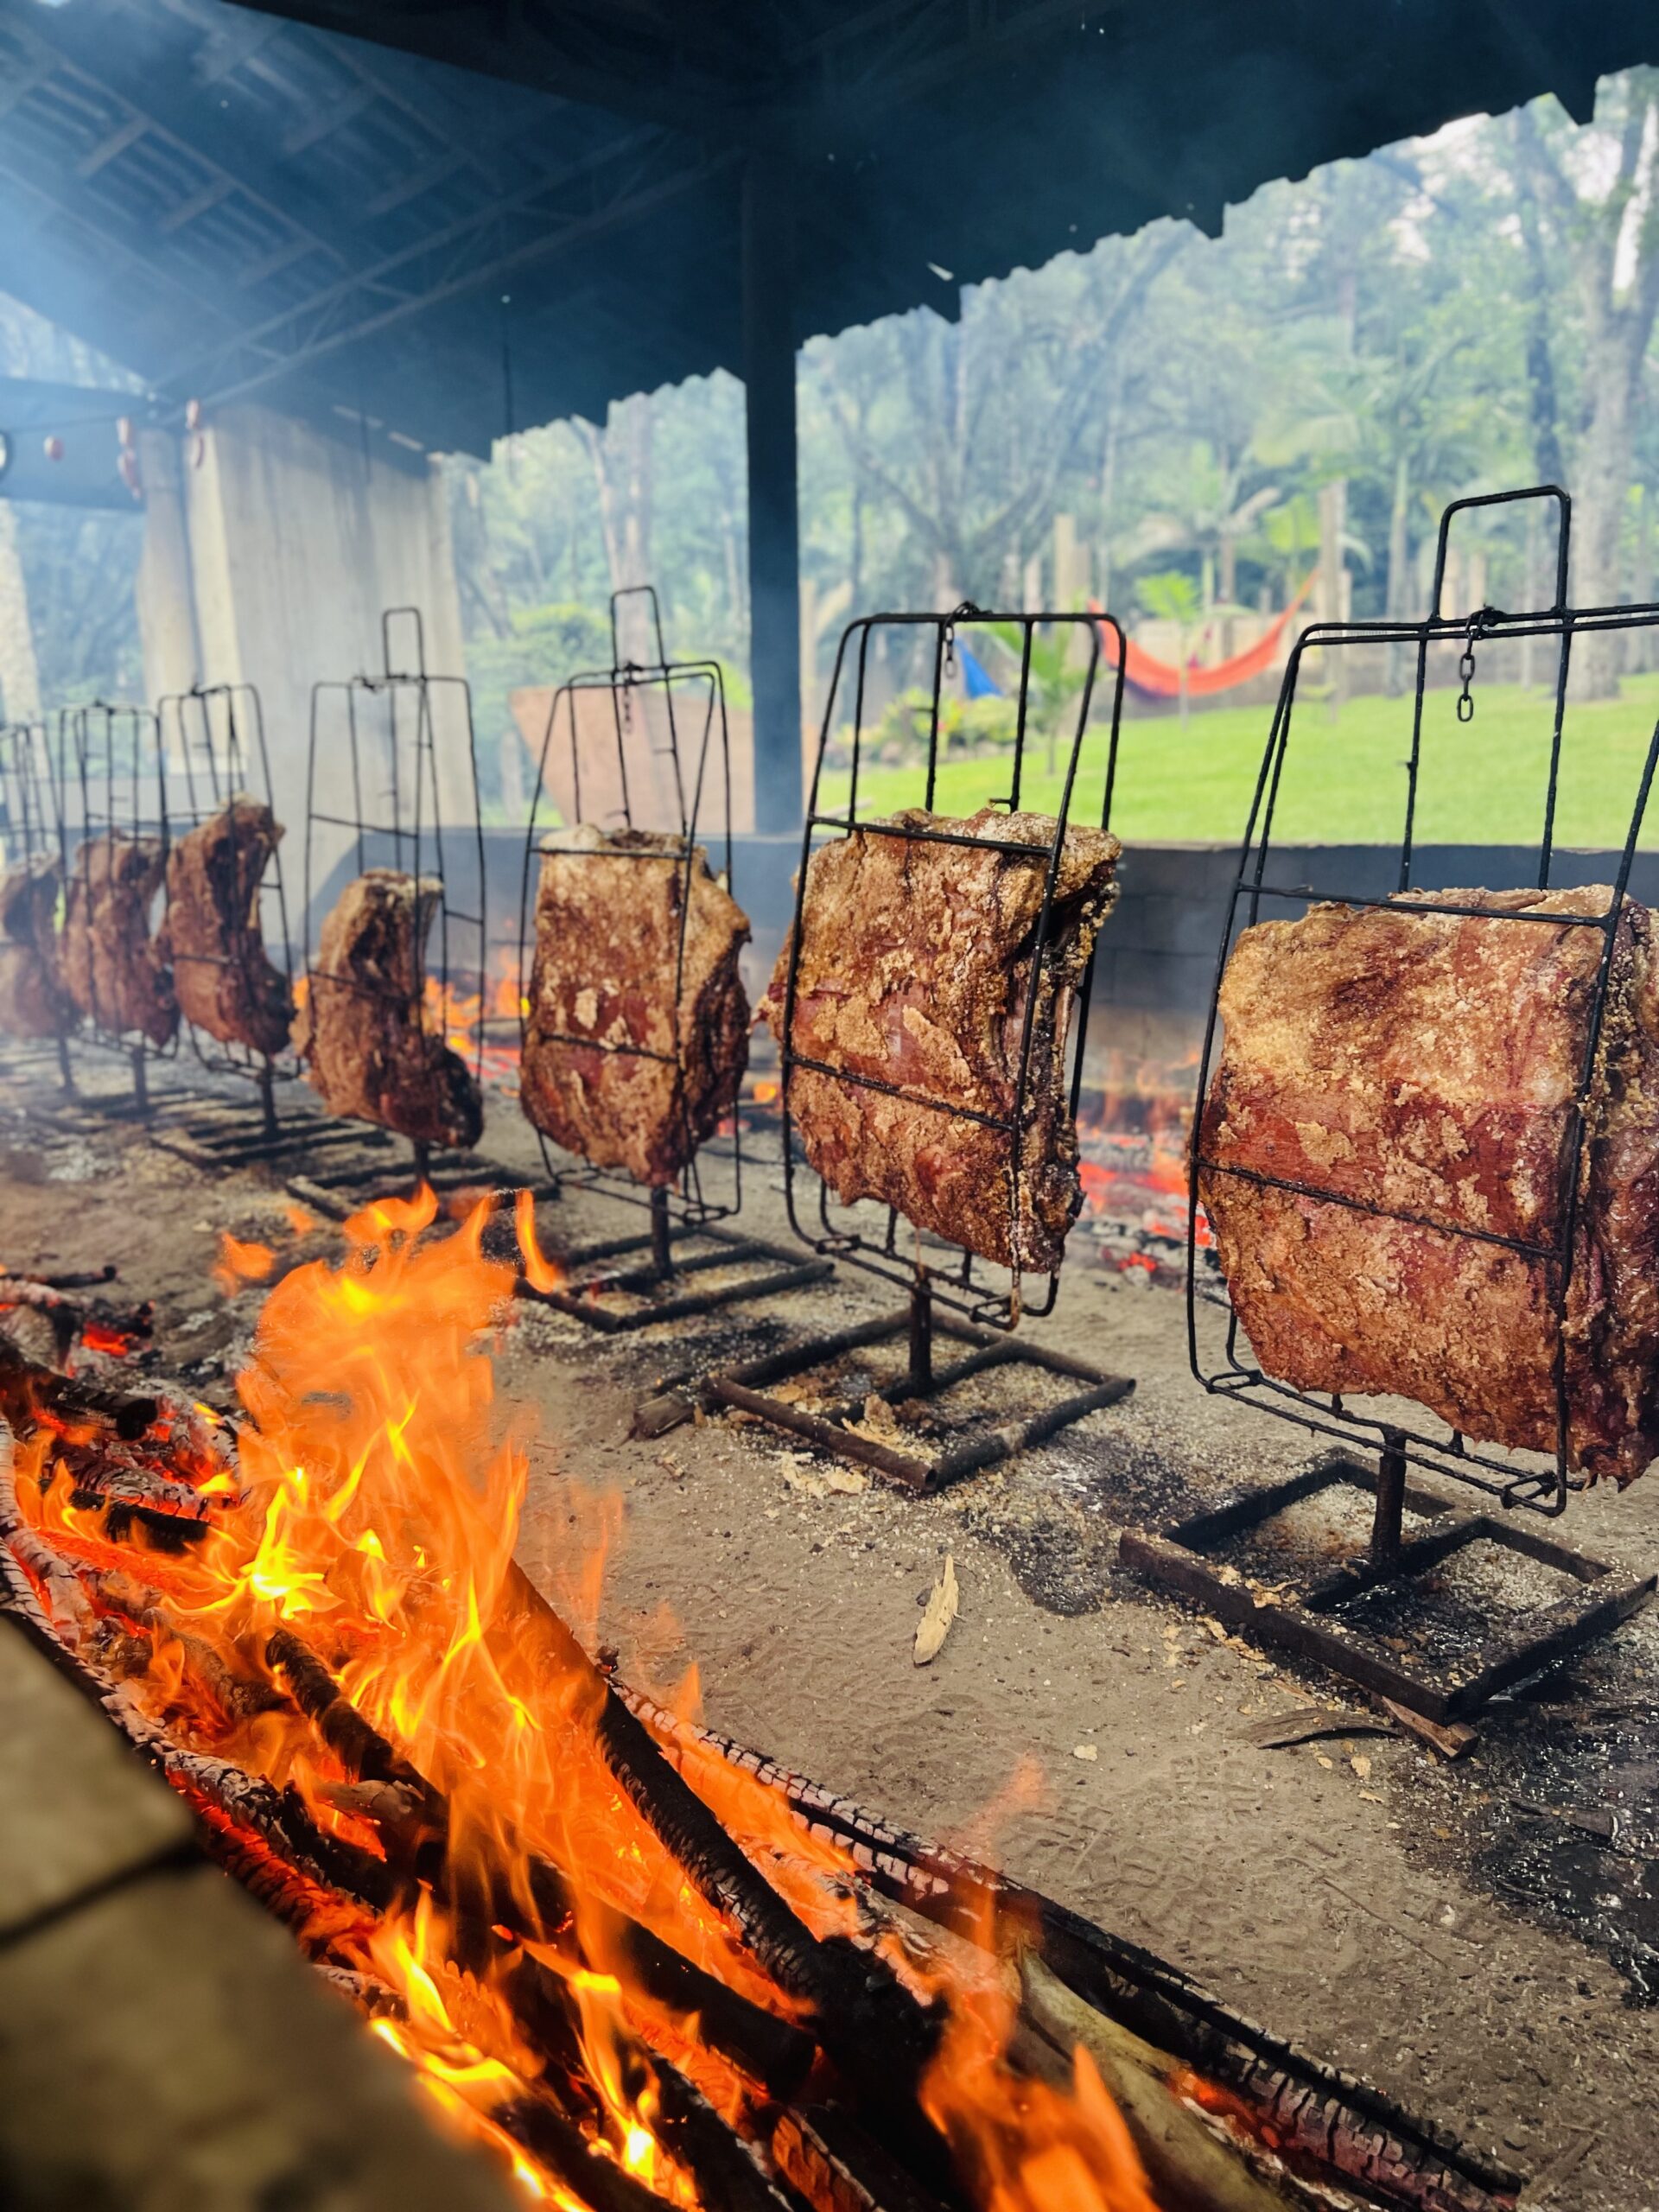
left=741, top=146, right=804, bottom=836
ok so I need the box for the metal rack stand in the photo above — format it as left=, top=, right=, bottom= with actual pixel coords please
left=289, top=607, right=543, bottom=1217
left=1122, top=486, right=1657, bottom=1721
left=0, top=719, right=76, bottom=1095
left=515, top=586, right=828, bottom=1332
left=57, top=700, right=186, bottom=1121
left=705, top=603, right=1135, bottom=1491
left=139, top=680, right=299, bottom=1167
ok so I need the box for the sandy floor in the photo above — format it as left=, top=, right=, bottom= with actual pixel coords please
left=6, top=1052, right=1659, bottom=2212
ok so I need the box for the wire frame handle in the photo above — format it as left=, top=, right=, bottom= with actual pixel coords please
left=776, top=603, right=1128, bottom=1330
left=1186, top=484, right=1659, bottom=1516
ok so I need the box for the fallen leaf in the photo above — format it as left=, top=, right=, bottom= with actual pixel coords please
left=782, top=1464, right=830, bottom=1498
left=1072, top=1744, right=1098, bottom=1762
left=1316, top=1754, right=1335, bottom=1770
left=1351, top=1753, right=1372, bottom=1781
left=859, top=1393, right=902, bottom=1438
left=914, top=1554, right=959, bottom=1666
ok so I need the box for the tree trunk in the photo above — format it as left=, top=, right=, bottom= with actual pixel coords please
left=1384, top=451, right=1410, bottom=694
left=1572, top=362, right=1634, bottom=696
left=579, top=395, right=655, bottom=657
left=1318, top=478, right=1348, bottom=703
left=0, top=505, right=42, bottom=726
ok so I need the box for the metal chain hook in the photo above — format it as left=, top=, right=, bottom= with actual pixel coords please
left=1457, top=611, right=1481, bottom=724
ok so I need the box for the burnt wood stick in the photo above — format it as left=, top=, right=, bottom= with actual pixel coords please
left=501, top=1567, right=950, bottom=2166
left=650, top=2057, right=798, bottom=2212
left=0, top=1333, right=158, bottom=1439
left=269, top=1628, right=814, bottom=2098
left=773, top=2107, right=956, bottom=2212
left=492, top=2098, right=693, bottom=2212
left=265, top=1627, right=439, bottom=1809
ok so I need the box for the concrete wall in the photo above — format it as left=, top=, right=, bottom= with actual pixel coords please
left=137, top=404, right=467, bottom=909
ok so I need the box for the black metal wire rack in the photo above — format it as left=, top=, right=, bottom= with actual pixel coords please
left=294, top=607, right=497, bottom=1208
left=514, top=584, right=829, bottom=1331
left=1122, top=486, right=1657, bottom=1722
left=59, top=699, right=179, bottom=1114
left=156, top=682, right=296, bottom=1136
left=0, top=718, right=74, bottom=1092
left=706, top=603, right=1135, bottom=1491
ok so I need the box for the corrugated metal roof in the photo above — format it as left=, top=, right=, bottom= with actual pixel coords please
left=0, top=0, right=1652, bottom=456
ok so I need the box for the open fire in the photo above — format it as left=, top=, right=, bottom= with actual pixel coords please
left=0, top=1191, right=1283, bottom=2212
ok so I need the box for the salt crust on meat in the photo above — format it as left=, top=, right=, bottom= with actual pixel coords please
left=520, top=825, right=751, bottom=1186
left=292, top=868, right=482, bottom=1151
left=60, top=833, right=177, bottom=1047
left=762, top=807, right=1122, bottom=1274
left=1200, top=886, right=1659, bottom=1484
left=0, top=855, right=73, bottom=1039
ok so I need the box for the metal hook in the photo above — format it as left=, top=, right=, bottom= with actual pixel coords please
left=1455, top=605, right=1501, bottom=725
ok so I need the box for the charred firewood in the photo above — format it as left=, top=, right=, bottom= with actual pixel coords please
left=649, top=2057, right=798, bottom=2212
left=0, top=1333, right=159, bottom=1440
left=492, top=2098, right=695, bottom=2212
left=269, top=1627, right=816, bottom=2101
left=773, top=2107, right=955, bottom=2212
left=266, top=1627, right=440, bottom=1809
left=504, top=1567, right=946, bottom=2147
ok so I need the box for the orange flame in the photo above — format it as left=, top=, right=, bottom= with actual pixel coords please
left=213, top=1232, right=276, bottom=1297
left=14, top=1191, right=1178, bottom=2209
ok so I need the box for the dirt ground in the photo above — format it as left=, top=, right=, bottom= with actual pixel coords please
left=6, top=1052, right=1659, bottom=2212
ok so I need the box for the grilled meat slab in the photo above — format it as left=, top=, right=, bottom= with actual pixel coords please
left=292, top=868, right=482, bottom=1150
left=1200, top=886, right=1659, bottom=1483
left=163, top=796, right=293, bottom=1058
left=60, top=834, right=177, bottom=1047
left=0, top=855, right=72, bottom=1039
left=763, top=807, right=1121, bottom=1274
left=521, top=826, right=751, bottom=1187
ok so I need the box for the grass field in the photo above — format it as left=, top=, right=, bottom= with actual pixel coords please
left=817, top=671, right=1659, bottom=848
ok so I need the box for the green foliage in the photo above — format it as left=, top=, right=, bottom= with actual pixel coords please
left=1135, top=571, right=1201, bottom=626
left=467, top=601, right=612, bottom=753
left=832, top=685, right=1019, bottom=769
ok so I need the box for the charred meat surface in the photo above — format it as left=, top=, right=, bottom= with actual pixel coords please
left=521, top=827, right=751, bottom=1186
left=0, top=854, right=73, bottom=1039
left=292, top=868, right=482, bottom=1149
left=163, top=795, right=294, bottom=1058
left=762, top=808, right=1122, bottom=1273
left=60, top=834, right=177, bottom=1047
left=1200, top=886, right=1659, bottom=1483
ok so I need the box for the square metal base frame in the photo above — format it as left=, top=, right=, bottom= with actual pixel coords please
left=706, top=1287, right=1135, bottom=1492
left=1121, top=1446, right=1656, bottom=1724
left=514, top=1198, right=833, bottom=1335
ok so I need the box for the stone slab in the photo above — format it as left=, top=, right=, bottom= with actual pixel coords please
left=0, top=1861, right=520, bottom=2211
left=0, top=1615, right=193, bottom=1942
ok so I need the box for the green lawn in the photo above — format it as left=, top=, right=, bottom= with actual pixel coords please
left=817, top=671, right=1659, bottom=848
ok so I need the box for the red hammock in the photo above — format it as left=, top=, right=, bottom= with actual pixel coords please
left=1090, top=570, right=1316, bottom=701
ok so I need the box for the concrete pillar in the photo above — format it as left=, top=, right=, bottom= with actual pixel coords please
left=741, top=147, right=804, bottom=836
left=137, top=404, right=469, bottom=914
left=0, top=503, right=41, bottom=727
left=135, top=429, right=205, bottom=712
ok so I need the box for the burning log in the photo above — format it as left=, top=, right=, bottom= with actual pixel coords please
left=1018, top=1957, right=1301, bottom=2212
left=0, top=1332, right=158, bottom=1441
left=503, top=1563, right=949, bottom=2127
left=264, top=1622, right=817, bottom=2103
